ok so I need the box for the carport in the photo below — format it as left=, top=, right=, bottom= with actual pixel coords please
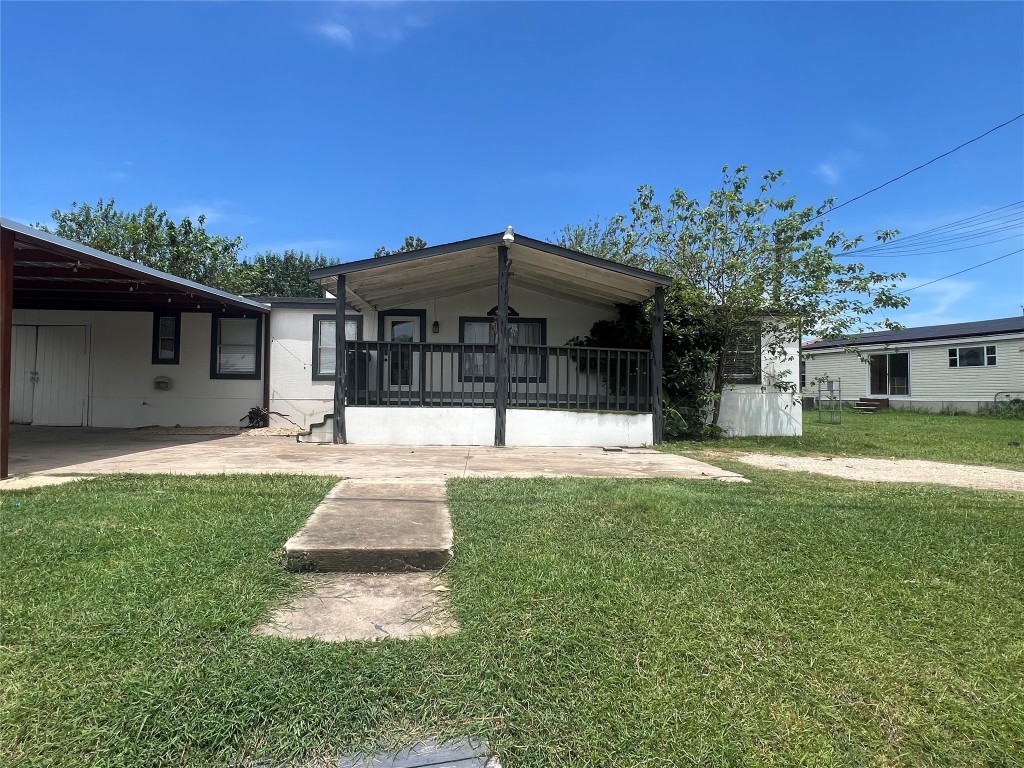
left=0, top=218, right=269, bottom=479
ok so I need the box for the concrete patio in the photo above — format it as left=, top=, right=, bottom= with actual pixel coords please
left=4, top=426, right=744, bottom=482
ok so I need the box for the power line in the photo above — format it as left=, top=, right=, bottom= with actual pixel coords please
left=896, top=248, right=1024, bottom=294
left=811, top=114, right=1024, bottom=222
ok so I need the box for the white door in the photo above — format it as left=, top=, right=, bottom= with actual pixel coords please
left=30, top=326, right=89, bottom=426
left=385, top=317, right=420, bottom=394
left=9, top=326, right=37, bottom=424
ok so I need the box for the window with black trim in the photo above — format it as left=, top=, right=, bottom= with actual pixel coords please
left=211, top=315, right=262, bottom=379
left=948, top=345, right=996, bottom=368
left=152, top=312, right=180, bottom=365
left=312, top=314, right=364, bottom=380
left=724, top=322, right=761, bottom=383
left=459, top=314, right=547, bottom=382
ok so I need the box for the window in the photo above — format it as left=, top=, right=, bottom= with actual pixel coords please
left=723, top=322, right=761, bottom=383
left=152, top=312, right=180, bottom=365
left=211, top=315, right=262, bottom=379
left=948, top=345, right=997, bottom=368
left=312, top=314, right=363, bottom=380
left=459, top=315, right=547, bottom=381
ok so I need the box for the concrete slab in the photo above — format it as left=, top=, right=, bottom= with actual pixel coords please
left=254, top=573, right=458, bottom=642
left=284, top=479, right=453, bottom=572
left=8, top=426, right=744, bottom=482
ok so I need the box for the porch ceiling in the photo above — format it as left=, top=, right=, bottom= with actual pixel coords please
left=311, top=233, right=671, bottom=311
left=1, top=218, right=267, bottom=314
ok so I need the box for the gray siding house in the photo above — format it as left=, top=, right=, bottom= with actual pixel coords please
left=802, top=316, right=1024, bottom=411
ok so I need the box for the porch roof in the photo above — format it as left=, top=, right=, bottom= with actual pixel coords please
left=1, top=217, right=268, bottom=313
left=310, top=232, right=672, bottom=311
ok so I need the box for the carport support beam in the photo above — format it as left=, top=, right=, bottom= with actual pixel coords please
left=494, top=245, right=510, bottom=446
left=333, top=274, right=348, bottom=444
left=0, top=229, right=13, bottom=479
left=651, top=286, right=665, bottom=445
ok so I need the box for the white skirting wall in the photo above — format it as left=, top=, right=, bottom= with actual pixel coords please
left=505, top=409, right=653, bottom=447
left=312, top=407, right=655, bottom=446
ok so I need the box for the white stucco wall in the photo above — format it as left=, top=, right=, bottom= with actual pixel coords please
left=267, top=307, right=336, bottom=428
left=12, top=309, right=264, bottom=427
left=717, top=326, right=802, bottom=437
left=346, top=407, right=496, bottom=445
left=505, top=409, right=653, bottom=447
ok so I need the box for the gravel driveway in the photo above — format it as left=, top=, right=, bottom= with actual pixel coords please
left=733, top=453, right=1024, bottom=492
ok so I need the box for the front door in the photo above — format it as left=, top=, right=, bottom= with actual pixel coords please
left=9, top=325, right=89, bottom=426
left=868, top=352, right=910, bottom=397
left=385, top=317, right=420, bottom=394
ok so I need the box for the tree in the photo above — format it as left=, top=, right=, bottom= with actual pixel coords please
left=236, top=251, right=339, bottom=297
left=560, top=166, right=909, bottom=428
left=38, top=199, right=247, bottom=293
left=373, top=235, right=427, bottom=258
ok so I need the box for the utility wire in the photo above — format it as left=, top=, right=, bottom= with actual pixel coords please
left=896, top=248, right=1024, bottom=294
left=811, top=114, right=1024, bottom=221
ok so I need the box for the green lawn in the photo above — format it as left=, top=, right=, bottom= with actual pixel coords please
left=666, top=408, right=1024, bottom=470
left=3, top=472, right=1022, bottom=766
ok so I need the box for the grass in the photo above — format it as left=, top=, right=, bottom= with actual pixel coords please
left=665, top=408, right=1024, bottom=470
left=3, top=471, right=1023, bottom=766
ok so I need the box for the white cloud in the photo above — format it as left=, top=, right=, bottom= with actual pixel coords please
left=173, top=203, right=226, bottom=224
left=890, top=277, right=976, bottom=327
left=310, top=3, right=430, bottom=50
left=315, top=21, right=354, bottom=47
left=813, top=163, right=840, bottom=185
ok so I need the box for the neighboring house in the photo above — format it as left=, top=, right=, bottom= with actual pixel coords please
left=802, top=316, right=1024, bottom=411
left=0, top=219, right=802, bottom=477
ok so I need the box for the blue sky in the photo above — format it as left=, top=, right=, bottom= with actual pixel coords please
left=2, top=1, right=1022, bottom=327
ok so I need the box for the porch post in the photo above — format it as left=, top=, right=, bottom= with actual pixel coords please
left=494, top=245, right=510, bottom=446
left=651, top=286, right=665, bottom=445
left=333, top=274, right=348, bottom=444
left=0, top=229, right=13, bottom=479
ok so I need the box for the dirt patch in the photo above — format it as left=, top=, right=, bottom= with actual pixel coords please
left=242, top=426, right=305, bottom=437
left=734, top=453, right=1024, bottom=492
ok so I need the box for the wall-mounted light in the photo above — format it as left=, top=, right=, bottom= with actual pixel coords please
left=432, top=320, right=440, bottom=334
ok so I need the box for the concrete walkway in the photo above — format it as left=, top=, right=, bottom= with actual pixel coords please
left=5, top=426, right=743, bottom=482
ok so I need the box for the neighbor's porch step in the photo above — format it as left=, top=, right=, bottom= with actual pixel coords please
left=284, top=479, right=453, bottom=573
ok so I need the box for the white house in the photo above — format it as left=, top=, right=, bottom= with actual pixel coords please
left=802, top=317, right=1024, bottom=411
left=0, top=219, right=802, bottom=478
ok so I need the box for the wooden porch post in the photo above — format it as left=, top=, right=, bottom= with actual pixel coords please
left=333, top=274, right=348, bottom=444
left=651, top=286, right=665, bottom=445
left=494, top=245, right=510, bottom=446
left=0, top=229, right=14, bottom=479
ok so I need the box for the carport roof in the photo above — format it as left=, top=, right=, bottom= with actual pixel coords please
left=309, top=231, right=672, bottom=311
left=1, top=217, right=268, bottom=313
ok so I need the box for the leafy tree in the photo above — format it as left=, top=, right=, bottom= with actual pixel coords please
left=38, top=199, right=247, bottom=293
left=373, top=235, right=427, bottom=258
left=236, top=251, right=339, bottom=297
left=561, top=166, right=908, bottom=429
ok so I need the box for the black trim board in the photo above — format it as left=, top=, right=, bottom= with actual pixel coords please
left=210, top=312, right=264, bottom=380
left=312, top=313, right=364, bottom=381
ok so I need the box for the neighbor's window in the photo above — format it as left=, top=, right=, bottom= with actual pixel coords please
left=211, top=315, right=262, bottom=379
left=313, top=314, right=363, bottom=380
left=152, top=312, right=180, bottom=365
left=723, top=322, right=761, bottom=383
left=948, top=345, right=997, bottom=368
left=460, top=316, right=546, bottom=381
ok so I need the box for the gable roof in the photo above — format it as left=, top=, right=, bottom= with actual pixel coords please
left=803, top=316, right=1024, bottom=350
left=309, top=231, right=671, bottom=311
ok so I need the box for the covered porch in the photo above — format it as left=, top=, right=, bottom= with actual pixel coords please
left=309, top=229, right=671, bottom=447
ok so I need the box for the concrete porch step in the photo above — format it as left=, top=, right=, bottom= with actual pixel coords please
left=283, top=479, right=453, bottom=573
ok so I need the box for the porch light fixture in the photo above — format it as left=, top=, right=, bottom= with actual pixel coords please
left=432, top=320, right=440, bottom=334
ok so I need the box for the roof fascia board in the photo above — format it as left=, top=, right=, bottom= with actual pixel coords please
left=804, top=331, right=1024, bottom=353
